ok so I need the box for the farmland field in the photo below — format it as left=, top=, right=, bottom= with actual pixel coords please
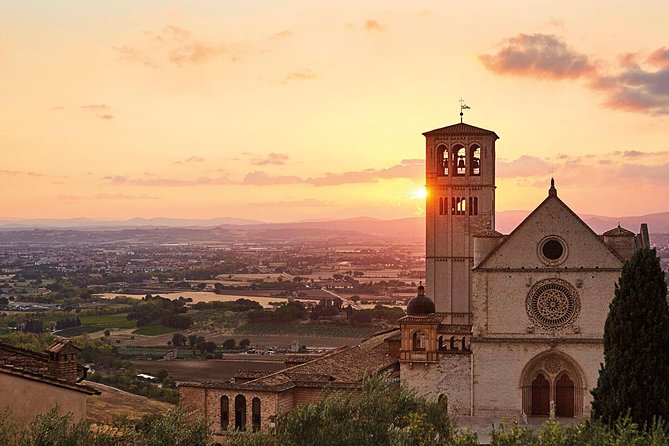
left=132, top=324, right=176, bottom=336
left=79, top=313, right=136, bottom=329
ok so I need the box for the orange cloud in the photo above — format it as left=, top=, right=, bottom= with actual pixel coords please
left=480, top=34, right=594, bottom=80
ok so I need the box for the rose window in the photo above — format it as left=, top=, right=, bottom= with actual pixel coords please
left=526, top=279, right=580, bottom=329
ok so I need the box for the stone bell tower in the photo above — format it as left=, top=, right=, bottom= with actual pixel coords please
left=423, top=122, right=499, bottom=315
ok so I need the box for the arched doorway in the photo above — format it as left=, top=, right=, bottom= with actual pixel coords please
left=531, top=373, right=550, bottom=416
left=520, top=350, right=586, bottom=418
left=555, top=373, right=575, bottom=417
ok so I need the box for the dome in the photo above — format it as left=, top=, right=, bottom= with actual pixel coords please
left=407, top=283, right=435, bottom=316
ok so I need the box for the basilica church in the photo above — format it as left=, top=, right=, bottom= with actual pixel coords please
left=399, top=121, right=649, bottom=419
left=180, top=121, right=650, bottom=433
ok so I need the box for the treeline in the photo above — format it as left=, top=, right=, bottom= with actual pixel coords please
left=191, top=298, right=262, bottom=312
left=247, top=301, right=307, bottom=323
left=126, top=295, right=192, bottom=329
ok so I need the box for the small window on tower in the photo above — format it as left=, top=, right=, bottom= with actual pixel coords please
left=437, top=145, right=449, bottom=176
left=470, top=145, right=481, bottom=176
left=453, top=145, right=466, bottom=176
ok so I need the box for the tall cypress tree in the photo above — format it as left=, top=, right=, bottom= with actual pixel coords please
left=591, top=248, right=669, bottom=426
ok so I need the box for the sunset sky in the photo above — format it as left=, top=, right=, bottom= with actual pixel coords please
left=1, top=1, right=668, bottom=222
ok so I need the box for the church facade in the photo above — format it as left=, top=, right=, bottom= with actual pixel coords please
left=399, top=121, right=649, bottom=419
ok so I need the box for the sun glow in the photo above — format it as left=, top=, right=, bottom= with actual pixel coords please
left=411, top=186, right=428, bottom=200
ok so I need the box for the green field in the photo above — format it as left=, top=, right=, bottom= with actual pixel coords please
left=132, top=324, right=176, bottom=336
left=119, top=347, right=201, bottom=359
left=56, top=325, right=105, bottom=337
left=79, top=313, right=136, bottom=329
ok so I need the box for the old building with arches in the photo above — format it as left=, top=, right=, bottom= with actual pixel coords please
left=399, top=121, right=650, bottom=420
left=180, top=121, right=651, bottom=432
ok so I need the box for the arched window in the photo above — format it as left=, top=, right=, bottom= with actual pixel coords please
left=470, top=145, right=481, bottom=176
left=437, top=145, right=449, bottom=176
left=220, top=396, right=229, bottom=431
left=456, top=197, right=466, bottom=215
left=453, top=145, right=466, bottom=176
left=252, top=397, right=261, bottom=431
left=412, top=330, right=427, bottom=351
left=468, top=197, right=478, bottom=215
left=235, top=395, right=246, bottom=430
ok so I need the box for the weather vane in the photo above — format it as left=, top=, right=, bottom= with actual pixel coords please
left=459, top=98, right=470, bottom=123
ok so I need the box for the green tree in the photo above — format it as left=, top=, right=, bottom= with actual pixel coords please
left=240, top=338, right=251, bottom=349
left=172, top=333, right=188, bottom=347
left=274, top=375, right=462, bottom=446
left=222, top=339, right=236, bottom=350
left=591, top=248, right=669, bottom=427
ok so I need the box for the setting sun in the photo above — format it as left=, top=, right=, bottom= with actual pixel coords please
left=411, top=186, right=428, bottom=200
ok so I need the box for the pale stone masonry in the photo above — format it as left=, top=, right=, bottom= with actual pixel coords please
left=399, top=121, right=649, bottom=421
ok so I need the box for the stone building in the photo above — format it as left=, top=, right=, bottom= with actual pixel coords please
left=399, top=121, right=649, bottom=420
left=180, top=330, right=399, bottom=435
left=0, top=338, right=100, bottom=427
left=180, top=120, right=650, bottom=431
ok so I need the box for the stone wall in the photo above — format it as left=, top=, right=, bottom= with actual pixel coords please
left=471, top=341, right=602, bottom=418
left=400, top=353, right=472, bottom=416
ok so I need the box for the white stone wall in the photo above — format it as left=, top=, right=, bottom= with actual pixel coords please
left=471, top=342, right=603, bottom=417
left=400, top=353, right=472, bottom=416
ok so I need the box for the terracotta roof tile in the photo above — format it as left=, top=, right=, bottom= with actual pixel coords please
left=422, top=122, right=499, bottom=139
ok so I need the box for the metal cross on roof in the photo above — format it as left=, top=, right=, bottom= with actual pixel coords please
left=459, top=98, right=470, bottom=123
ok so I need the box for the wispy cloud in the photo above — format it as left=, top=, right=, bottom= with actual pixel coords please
left=103, top=175, right=232, bottom=187
left=253, top=198, right=329, bottom=207
left=173, top=155, right=205, bottom=165
left=114, top=25, right=252, bottom=68
left=365, top=20, right=386, bottom=33
left=95, top=193, right=160, bottom=200
left=252, top=153, right=290, bottom=165
left=81, top=104, right=114, bottom=120
left=0, top=169, right=44, bottom=177
left=481, top=34, right=669, bottom=114
left=282, top=70, right=317, bottom=83
left=242, top=171, right=302, bottom=185
left=307, top=159, right=424, bottom=186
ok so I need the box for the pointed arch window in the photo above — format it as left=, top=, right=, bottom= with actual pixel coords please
left=470, top=145, right=481, bottom=176
left=437, top=145, right=449, bottom=176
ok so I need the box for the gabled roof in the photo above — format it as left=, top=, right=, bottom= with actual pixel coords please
left=182, top=330, right=400, bottom=392
left=45, top=339, right=81, bottom=355
left=422, top=122, right=499, bottom=139
left=475, top=187, right=625, bottom=269
left=602, top=225, right=635, bottom=237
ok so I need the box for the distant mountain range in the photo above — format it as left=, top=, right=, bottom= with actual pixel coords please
left=0, top=211, right=667, bottom=243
